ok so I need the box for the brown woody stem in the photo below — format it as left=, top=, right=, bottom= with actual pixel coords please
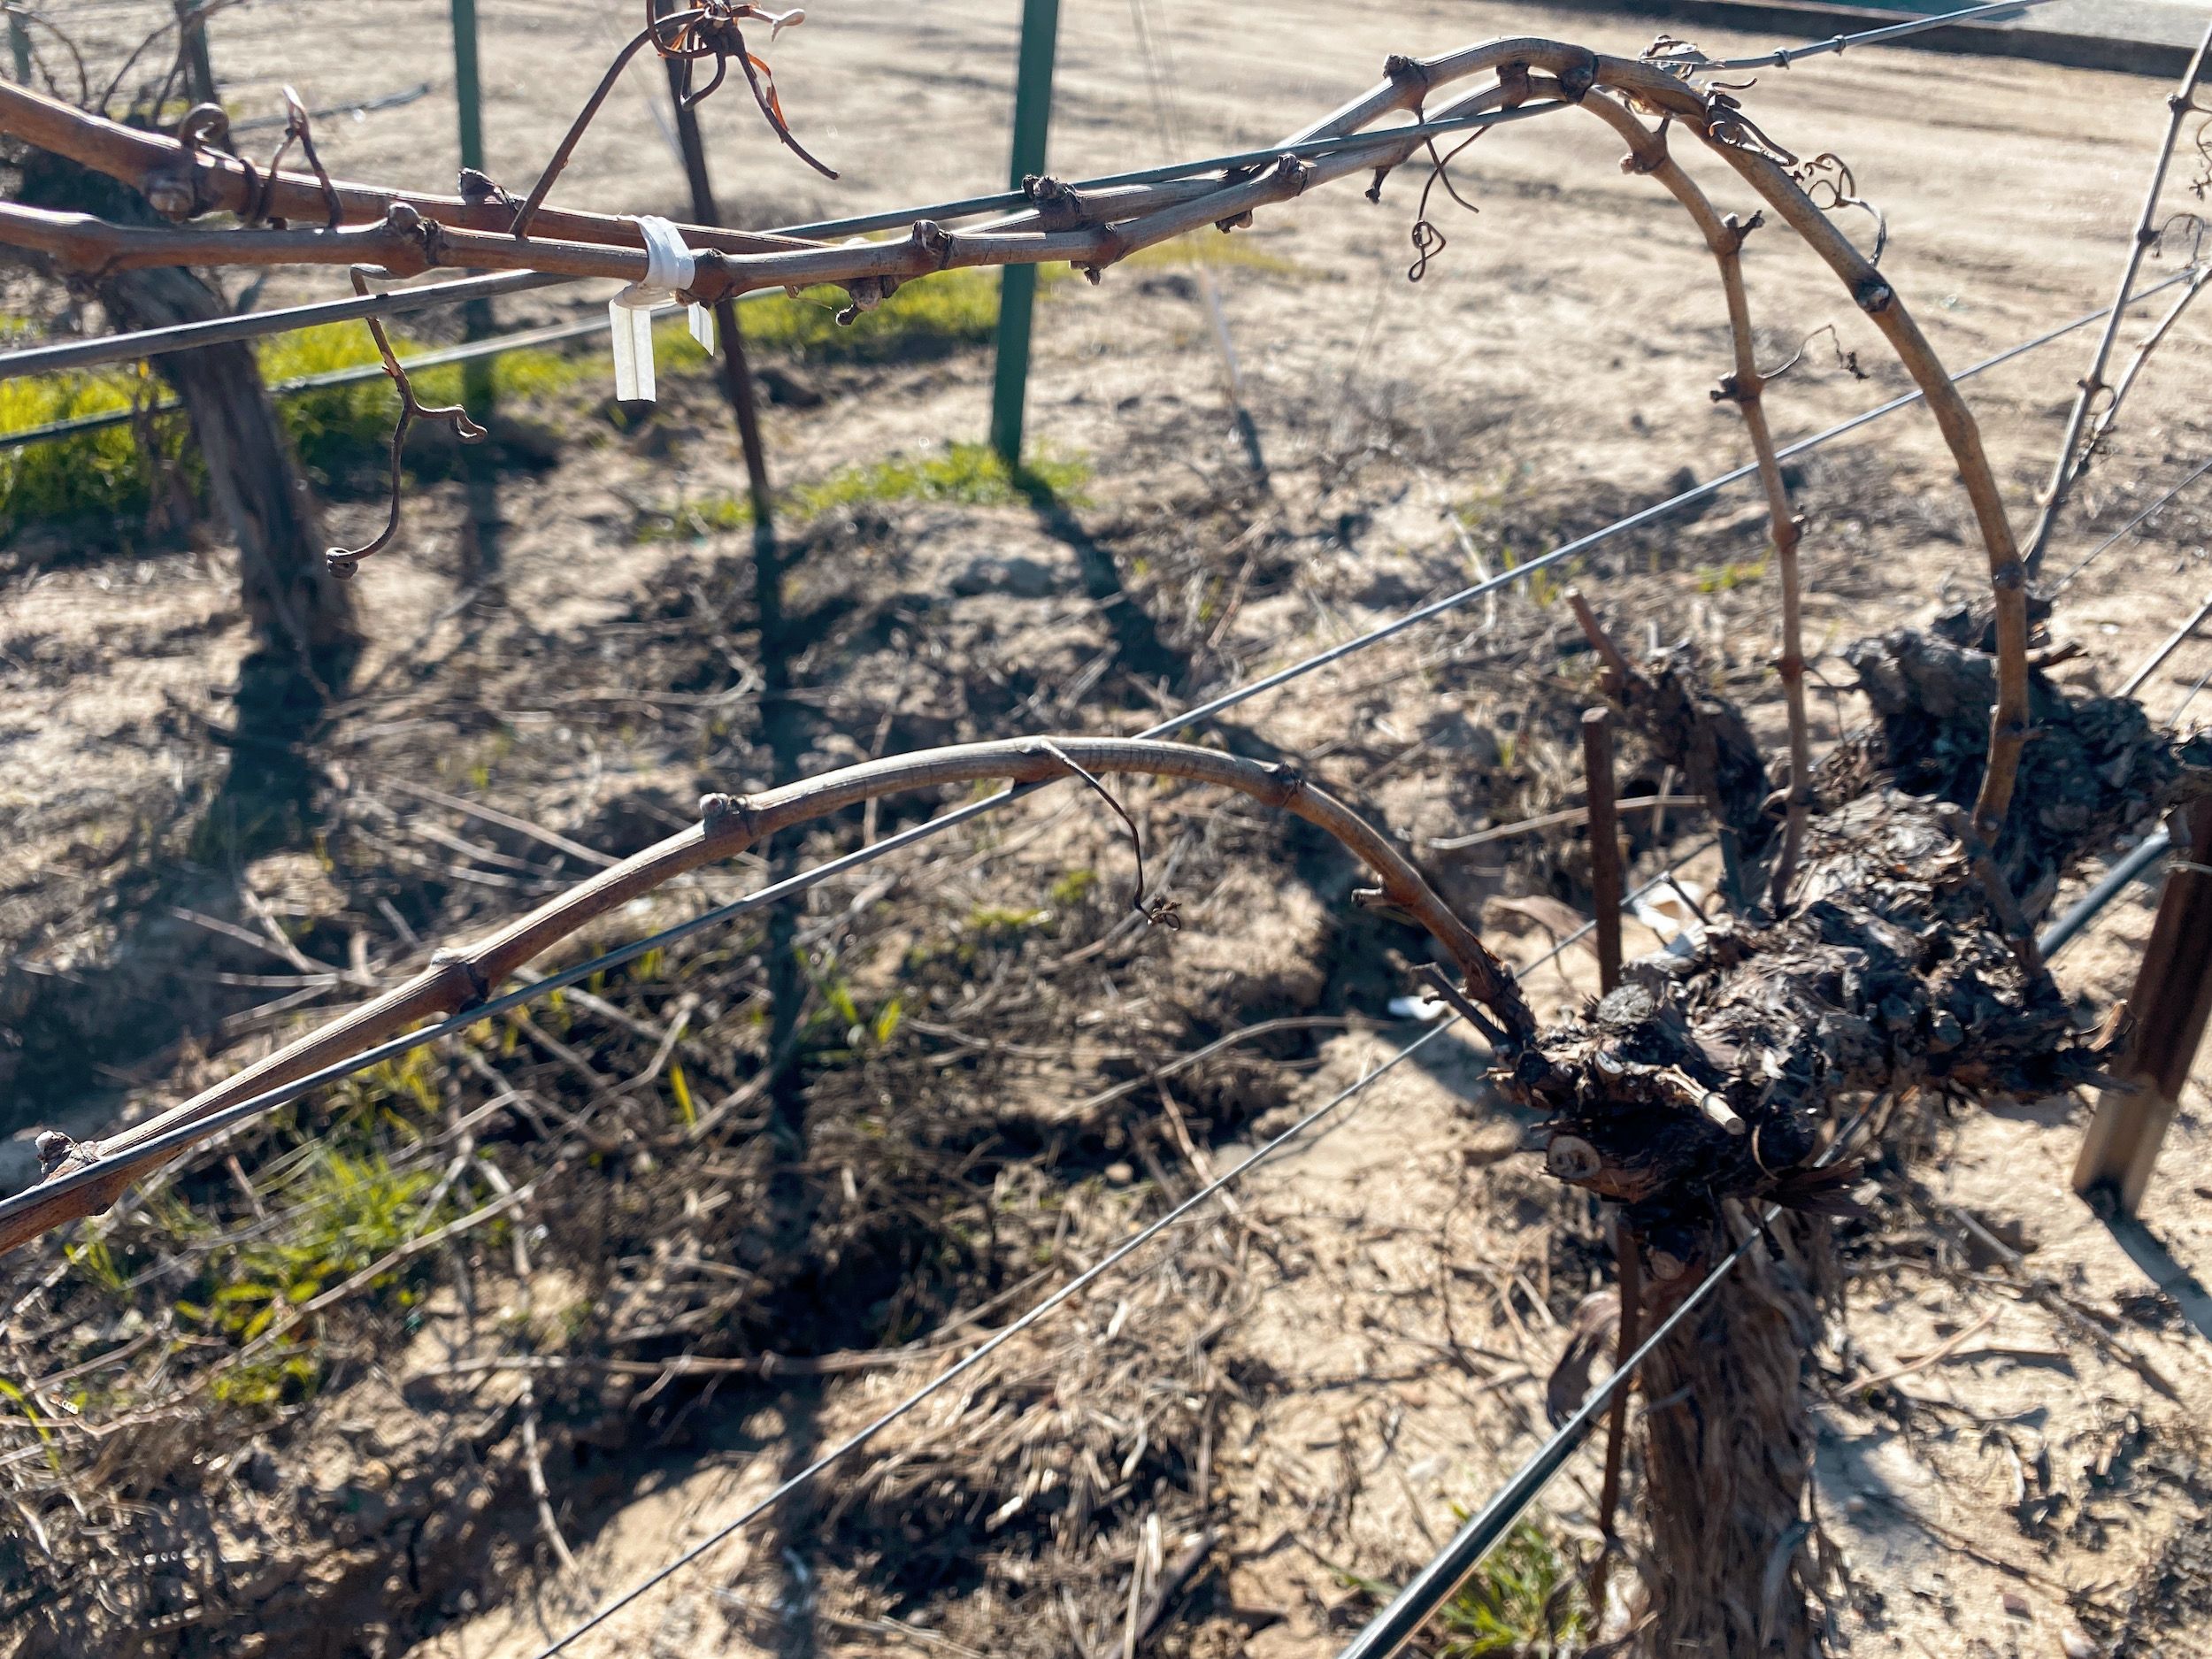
left=0, top=153, right=1330, bottom=292
left=0, top=33, right=2045, bottom=1244
left=1, top=737, right=1518, bottom=1256
left=0, top=76, right=820, bottom=257
left=2021, top=18, right=2212, bottom=581
left=1692, top=131, right=2032, bottom=840
left=2073, top=261, right=2208, bottom=505
left=1579, top=93, right=1812, bottom=909
left=1284, top=38, right=2031, bottom=841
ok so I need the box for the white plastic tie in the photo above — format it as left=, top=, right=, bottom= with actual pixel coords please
left=609, top=214, right=712, bottom=402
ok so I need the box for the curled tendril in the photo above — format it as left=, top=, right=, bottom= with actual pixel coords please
left=167, top=88, right=342, bottom=230
left=1758, top=321, right=1869, bottom=386
left=265, top=86, right=343, bottom=229
left=1640, top=33, right=1710, bottom=80
left=1793, top=150, right=1887, bottom=265
left=1035, top=741, right=1179, bottom=929
left=1407, top=217, right=1448, bottom=282
left=326, top=268, right=487, bottom=579
left=173, top=101, right=228, bottom=152
left=647, top=2, right=834, bottom=178
left=1702, top=90, right=1798, bottom=169
left=2151, top=211, right=2210, bottom=265
left=1402, top=119, right=1493, bottom=282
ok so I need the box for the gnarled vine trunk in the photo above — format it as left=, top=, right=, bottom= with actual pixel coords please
left=1518, top=626, right=2208, bottom=1653
left=98, top=263, right=359, bottom=687
left=15, top=146, right=361, bottom=850
left=17, top=145, right=358, bottom=687
left=1639, top=1217, right=1832, bottom=1657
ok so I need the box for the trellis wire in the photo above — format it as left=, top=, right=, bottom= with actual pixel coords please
left=0, top=0, right=2106, bottom=388
left=0, top=10, right=2199, bottom=1658
left=2021, top=14, right=2212, bottom=580
left=0, top=270, right=564, bottom=380
left=6, top=248, right=2187, bottom=458
left=531, top=270, right=2199, bottom=1648
left=539, top=1031, right=1443, bottom=1652
left=1163, top=267, right=2200, bottom=739
left=524, top=849, right=1715, bottom=1659
left=2119, top=584, right=2212, bottom=700
left=2052, top=451, right=2212, bottom=590
left=2, top=7, right=2190, bottom=1641
left=1653, top=0, right=2060, bottom=73
left=4, top=270, right=2196, bottom=1243
left=2170, top=658, right=2212, bottom=727
left=225, top=79, right=431, bottom=134
left=0, top=297, right=757, bottom=452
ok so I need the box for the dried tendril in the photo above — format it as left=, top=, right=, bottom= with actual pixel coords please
left=326, top=267, right=487, bottom=579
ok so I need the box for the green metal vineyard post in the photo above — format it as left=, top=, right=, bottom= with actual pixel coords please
left=451, top=0, right=493, bottom=357
left=988, top=0, right=1061, bottom=465
left=450, top=1, right=489, bottom=332
left=8, top=11, right=31, bottom=84
left=450, top=0, right=500, bottom=573
left=452, top=0, right=487, bottom=177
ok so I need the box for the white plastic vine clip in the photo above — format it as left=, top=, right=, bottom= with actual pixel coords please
left=609, top=215, right=712, bottom=402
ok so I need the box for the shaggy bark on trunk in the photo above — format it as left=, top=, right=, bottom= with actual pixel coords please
left=16, top=143, right=357, bottom=673
left=1513, top=626, right=2208, bottom=1651
left=1634, top=1217, right=1834, bottom=1657
left=14, top=146, right=359, bottom=848
left=96, top=264, right=357, bottom=686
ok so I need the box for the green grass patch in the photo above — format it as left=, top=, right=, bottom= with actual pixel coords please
left=1, top=265, right=1047, bottom=539
left=1501, top=545, right=1574, bottom=610
left=0, top=321, right=598, bottom=535
left=965, top=903, right=1048, bottom=934
left=741, top=269, right=1005, bottom=364
left=1048, top=867, right=1097, bottom=909
left=1339, top=1523, right=1586, bottom=1657
left=645, top=441, right=1089, bottom=541
left=1694, top=555, right=1770, bottom=595
left=262, top=323, right=597, bottom=484
left=799, top=953, right=907, bottom=1066
left=1433, top=1523, right=1586, bottom=1656
left=173, top=1147, right=449, bottom=1408
left=0, top=366, right=185, bottom=533
left=1120, top=230, right=1303, bottom=277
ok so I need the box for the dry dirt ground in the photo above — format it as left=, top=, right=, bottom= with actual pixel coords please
left=4, top=2, right=2212, bottom=1657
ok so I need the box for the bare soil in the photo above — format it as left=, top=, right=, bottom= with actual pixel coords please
left=4, top=3, right=2211, bottom=1657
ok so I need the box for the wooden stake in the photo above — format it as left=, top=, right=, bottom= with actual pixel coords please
left=2073, top=797, right=2212, bottom=1216
left=1587, top=1213, right=1641, bottom=1616
left=1582, top=708, right=1624, bottom=995
left=661, top=54, right=776, bottom=538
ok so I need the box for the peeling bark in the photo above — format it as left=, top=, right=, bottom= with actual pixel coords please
left=1637, top=1217, right=1833, bottom=1659
left=1514, top=626, right=2207, bottom=1653
left=1525, top=629, right=2200, bottom=1236
left=1593, top=636, right=1775, bottom=905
